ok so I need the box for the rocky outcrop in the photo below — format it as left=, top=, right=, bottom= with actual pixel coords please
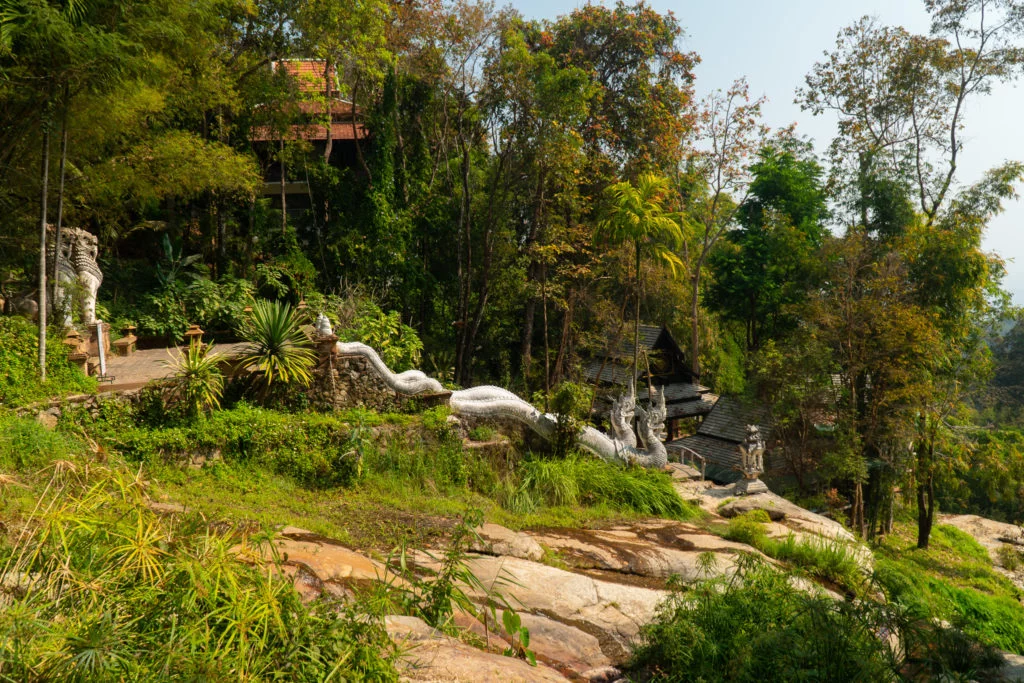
left=451, top=554, right=667, bottom=662
left=676, top=478, right=857, bottom=543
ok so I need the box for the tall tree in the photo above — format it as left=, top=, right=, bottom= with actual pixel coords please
left=599, top=173, right=684, bottom=384
left=680, top=78, right=767, bottom=377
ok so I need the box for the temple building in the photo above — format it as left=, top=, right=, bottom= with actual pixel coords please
left=251, top=59, right=370, bottom=221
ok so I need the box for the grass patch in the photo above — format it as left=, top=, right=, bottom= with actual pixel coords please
left=721, top=511, right=864, bottom=593
left=58, top=405, right=687, bottom=550
left=467, top=425, right=497, bottom=441
left=875, top=521, right=1024, bottom=654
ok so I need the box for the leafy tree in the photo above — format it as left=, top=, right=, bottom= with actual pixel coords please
left=680, top=78, right=768, bottom=377
left=707, top=143, right=827, bottom=351
left=549, top=0, right=698, bottom=177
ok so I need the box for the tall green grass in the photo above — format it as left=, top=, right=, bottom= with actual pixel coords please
left=500, top=456, right=699, bottom=520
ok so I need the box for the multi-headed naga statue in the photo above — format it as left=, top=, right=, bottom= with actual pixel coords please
left=50, top=227, right=103, bottom=327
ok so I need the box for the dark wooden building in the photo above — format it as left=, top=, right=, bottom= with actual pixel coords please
left=667, top=396, right=774, bottom=482
left=587, top=324, right=716, bottom=440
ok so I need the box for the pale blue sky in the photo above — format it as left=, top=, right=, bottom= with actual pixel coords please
left=510, top=0, right=1024, bottom=305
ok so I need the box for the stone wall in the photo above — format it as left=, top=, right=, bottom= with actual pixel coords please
left=310, top=353, right=399, bottom=411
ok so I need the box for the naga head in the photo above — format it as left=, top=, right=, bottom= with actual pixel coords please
left=647, top=386, right=667, bottom=440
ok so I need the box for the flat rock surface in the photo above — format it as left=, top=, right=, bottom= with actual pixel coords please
left=454, top=555, right=668, bottom=661
left=1003, top=652, right=1024, bottom=682
left=386, top=615, right=569, bottom=682
left=528, top=521, right=759, bottom=582
left=268, top=528, right=388, bottom=584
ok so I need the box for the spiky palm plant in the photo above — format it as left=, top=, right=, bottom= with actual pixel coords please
left=237, top=300, right=316, bottom=398
left=163, top=342, right=224, bottom=418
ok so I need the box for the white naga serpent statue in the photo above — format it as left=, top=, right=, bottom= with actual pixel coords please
left=328, top=325, right=666, bottom=468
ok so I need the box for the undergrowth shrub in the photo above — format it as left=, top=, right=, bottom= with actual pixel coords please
left=501, top=455, right=697, bottom=520
left=0, top=317, right=95, bottom=407
left=630, top=554, right=1003, bottom=682
left=0, top=466, right=397, bottom=680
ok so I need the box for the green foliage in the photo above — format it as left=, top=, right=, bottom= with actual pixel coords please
left=0, top=317, right=95, bottom=407
left=630, top=554, right=1003, bottom=682
left=237, top=299, right=317, bottom=398
left=109, top=405, right=365, bottom=488
left=707, top=143, right=827, bottom=351
left=502, top=455, right=697, bottom=520
left=0, top=412, right=78, bottom=473
left=121, top=274, right=255, bottom=343
left=0, top=466, right=397, bottom=680
left=547, top=381, right=593, bottom=458
left=342, top=301, right=424, bottom=373
left=468, top=425, right=496, bottom=442
left=160, top=342, right=224, bottom=419
left=939, top=427, right=1024, bottom=523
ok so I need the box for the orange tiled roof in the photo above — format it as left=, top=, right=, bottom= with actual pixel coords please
left=253, top=60, right=368, bottom=143
left=273, top=59, right=338, bottom=94
left=251, top=122, right=369, bottom=143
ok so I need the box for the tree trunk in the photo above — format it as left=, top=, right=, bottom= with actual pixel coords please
left=38, top=120, right=51, bottom=380
left=323, top=57, right=334, bottom=164
left=690, top=266, right=701, bottom=378
left=52, top=91, right=69, bottom=305
left=916, top=430, right=936, bottom=549
left=351, top=78, right=372, bottom=183
left=454, top=135, right=472, bottom=383
left=216, top=199, right=227, bottom=276
left=458, top=149, right=511, bottom=386
left=916, top=476, right=934, bottom=549
left=521, top=297, right=535, bottom=384
left=852, top=481, right=865, bottom=539
left=542, top=263, right=551, bottom=402
left=279, top=138, right=287, bottom=234
left=552, top=296, right=574, bottom=386
left=634, top=240, right=642, bottom=386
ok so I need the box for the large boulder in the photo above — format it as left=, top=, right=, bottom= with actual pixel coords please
left=472, top=523, right=545, bottom=562
left=717, top=491, right=856, bottom=542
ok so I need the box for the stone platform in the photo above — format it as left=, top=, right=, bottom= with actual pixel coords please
left=98, top=342, right=247, bottom=392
